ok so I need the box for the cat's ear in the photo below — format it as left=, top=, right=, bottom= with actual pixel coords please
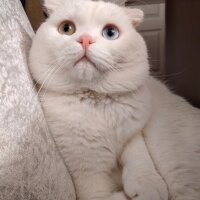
left=123, top=8, right=144, bottom=27
left=43, top=0, right=65, bottom=15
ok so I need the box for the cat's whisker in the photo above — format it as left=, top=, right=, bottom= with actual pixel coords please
left=40, top=62, right=68, bottom=99
left=30, top=57, right=65, bottom=94
left=32, top=56, right=69, bottom=98
left=31, top=67, right=55, bottom=93
left=91, top=48, right=133, bottom=73
left=92, top=53, right=120, bottom=73
left=34, top=66, right=59, bottom=99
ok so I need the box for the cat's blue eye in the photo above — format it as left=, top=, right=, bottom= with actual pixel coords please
left=102, top=25, right=120, bottom=40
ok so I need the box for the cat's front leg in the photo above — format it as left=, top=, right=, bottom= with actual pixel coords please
left=121, top=134, right=168, bottom=200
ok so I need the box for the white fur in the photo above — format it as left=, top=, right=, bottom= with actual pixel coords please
left=29, top=0, right=200, bottom=200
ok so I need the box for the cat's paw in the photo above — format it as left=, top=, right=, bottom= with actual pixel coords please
left=123, top=175, right=168, bottom=200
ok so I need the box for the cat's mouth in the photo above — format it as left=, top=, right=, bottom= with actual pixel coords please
left=74, top=55, right=103, bottom=73
left=75, top=55, right=94, bottom=66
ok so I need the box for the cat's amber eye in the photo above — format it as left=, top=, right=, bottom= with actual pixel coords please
left=58, top=21, right=76, bottom=35
left=102, top=25, right=120, bottom=40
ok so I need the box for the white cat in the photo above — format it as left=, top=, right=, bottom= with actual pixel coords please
left=29, top=0, right=200, bottom=200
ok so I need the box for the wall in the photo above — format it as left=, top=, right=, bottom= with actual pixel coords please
left=166, top=0, right=200, bottom=107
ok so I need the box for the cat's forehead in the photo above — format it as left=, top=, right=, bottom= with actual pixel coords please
left=49, top=1, right=129, bottom=26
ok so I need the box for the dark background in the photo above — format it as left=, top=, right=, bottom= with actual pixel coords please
left=166, top=0, right=200, bottom=108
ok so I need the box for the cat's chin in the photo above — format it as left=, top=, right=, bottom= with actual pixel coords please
left=72, top=59, right=100, bottom=82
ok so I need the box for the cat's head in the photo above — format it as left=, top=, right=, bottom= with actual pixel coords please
left=29, top=0, right=149, bottom=94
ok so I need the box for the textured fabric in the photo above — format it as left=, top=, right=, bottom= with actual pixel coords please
left=0, top=1, right=75, bottom=200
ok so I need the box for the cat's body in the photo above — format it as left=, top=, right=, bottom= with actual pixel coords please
left=29, top=0, right=200, bottom=199
left=40, top=80, right=168, bottom=200
left=144, top=78, right=200, bottom=200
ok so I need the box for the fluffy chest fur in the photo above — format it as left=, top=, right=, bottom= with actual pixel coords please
left=41, top=87, right=151, bottom=174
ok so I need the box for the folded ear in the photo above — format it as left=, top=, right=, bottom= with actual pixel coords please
left=43, top=0, right=65, bottom=15
left=123, top=8, right=144, bottom=27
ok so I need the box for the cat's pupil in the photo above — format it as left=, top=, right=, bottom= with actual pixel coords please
left=102, top=25, right=119, bottom=40
left=59, top=21, right=76, bottom=35
left=63, top=24, right=70, bottom=32
left=107, top=28, right=115, bottom=37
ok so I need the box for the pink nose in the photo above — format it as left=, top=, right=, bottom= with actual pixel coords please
left=77, top=34, right=95, bottom=50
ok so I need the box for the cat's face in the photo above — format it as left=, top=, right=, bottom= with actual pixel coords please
left=29, top=0, right=149, bottom=94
